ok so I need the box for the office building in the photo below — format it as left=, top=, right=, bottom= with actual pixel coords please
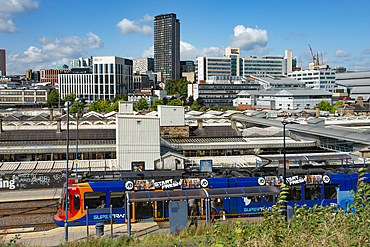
left=154, top=13, right=180, bottom=82
left=0, top=49, right=6, bottom=76
left=59, top=56, right=133, bottom=101
left=197, top=48, right=297, bottom=83
left=133, top=58, right=154, bottom=72
left=40, top=67, right=70, bottom=86
left=288, top=68, right=336, bottom=93
left=71, top=57, right=91, bottom=70
left=188, top=80, right=260, bottom=107
left=233, top=88, right=332, bottom=110
left=59, top=68, right=94, bottom=102
left=92, top=56, right=133, bottom=97
left=26, top=69, right=40, bottom=81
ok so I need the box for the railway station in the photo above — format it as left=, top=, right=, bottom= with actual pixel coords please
left=0, top=103, right=370, bottom=245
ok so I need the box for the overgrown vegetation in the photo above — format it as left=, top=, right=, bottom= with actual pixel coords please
left=3, top=169, right=369, bottom=246
left=314, top=100, right=343, bottom=114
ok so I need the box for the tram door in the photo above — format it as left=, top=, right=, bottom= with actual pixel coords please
left=134, top=201, right=153, bottom=221
left=155, top=201, right=165, bottom=221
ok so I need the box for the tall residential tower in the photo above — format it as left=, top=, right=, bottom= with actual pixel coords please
left=154, top=13, right=180, bottom=82
left=0, top=49, right=6, bottom=76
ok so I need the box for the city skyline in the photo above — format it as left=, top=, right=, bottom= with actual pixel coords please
left=1, top=0, right=370, bottom=75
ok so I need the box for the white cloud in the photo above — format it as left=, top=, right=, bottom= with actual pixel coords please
left=142, top=46, right=154, bottom=58
left=362, top=49, right=370, bottom=54
left=0, top=0, right=39, bottom=33
left=7, top=32, right=103, bottom=74
left=116, top=15, right=153, bottom=35
left=335, top=49, right=350, bottom=57
left=230, top=25, right=269, bottom=51
left=138, top=14, right=153, bottom=23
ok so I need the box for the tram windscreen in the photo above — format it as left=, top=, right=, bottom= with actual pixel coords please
left=58, top=187, right=66, bottom=210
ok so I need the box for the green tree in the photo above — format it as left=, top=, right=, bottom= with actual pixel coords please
left=88, top=101, right=102, bottom=112
left=167, top=99, right=182, bottom=106
left=315, top=100, right=333, bottom=112
left=180, top=84, right=188, bottom=97
left=69, top=101, right=83, bottom=115
left=165, top=78, right=191, bottom=95
left=122, top=95, right=128, bottom=101
left=112, top=95, right=121, bottom=103
left=152, top=99, right=164, bottom=111
left=107, top=99, right=123, bottom=112
left=63, top=92, right=77, bottom=103
left=136, top=98, right=149, bottom=110
left=46, top=89, right=60, bottom=107
left=333, top=100, right=343, bottom=113
left=191, top=101, right=201, bottom=111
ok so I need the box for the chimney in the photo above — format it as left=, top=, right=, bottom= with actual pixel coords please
left=316, top=107, right=320, bottom=117
left=50, top=108, right=53, bottom=120
left=357, top=96, right=364, bottom=106
left=57, top=118, right=61, bottom=133
left=197, top=119, right=203, bottom=129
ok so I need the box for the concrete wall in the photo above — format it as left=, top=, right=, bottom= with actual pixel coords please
left=116, top=114, right=160, bottom=170
left=158, top=105, right=185, bottom=126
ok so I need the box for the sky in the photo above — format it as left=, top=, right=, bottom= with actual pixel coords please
left=1, top=0, right=370, bottom=75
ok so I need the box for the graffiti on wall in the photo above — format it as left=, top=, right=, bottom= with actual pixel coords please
left=0, top=172, right=64, bottom=190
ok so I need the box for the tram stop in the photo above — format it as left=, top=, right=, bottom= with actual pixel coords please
left=125, top=186, right=280, bottom=235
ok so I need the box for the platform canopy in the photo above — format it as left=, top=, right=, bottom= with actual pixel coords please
left=260, top=153, right=351, bottom=162
left=126, top=186, right=279, bottom=203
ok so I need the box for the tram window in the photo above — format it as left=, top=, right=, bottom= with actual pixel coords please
left=215, top=198, right=223, bottom=207
left=73, top=194, right=80, bottom=211
left=110, top=191, right=125, bottom=209
left=287, top=185, right=302, bottom=201
left=84, top=191, right=106, bottom=209
left=324, top=184, right=340, bottom=200
left=305, top=185, right=322, bottom=201
left=58, top=187, right=65, bottom=210
left=264, top=195, right=274, bottom=203
left=249, top=196, right=262, bottom=203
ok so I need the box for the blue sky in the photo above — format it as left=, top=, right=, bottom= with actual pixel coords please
left=1, top=0, right=370, bottom=75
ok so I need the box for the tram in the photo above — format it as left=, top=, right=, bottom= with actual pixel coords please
left=54, top=170, right=370, bottom=227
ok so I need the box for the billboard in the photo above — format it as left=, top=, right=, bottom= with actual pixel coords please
left=200, top=159, right=213, bottom=172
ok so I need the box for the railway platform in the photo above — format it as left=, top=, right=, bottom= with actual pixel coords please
left=0, top=188, right=62, bottom=203
left=2, top=221, right=159, bottom=247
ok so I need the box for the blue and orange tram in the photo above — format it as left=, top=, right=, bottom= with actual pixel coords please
left=54, top=170, right=370, bottom=227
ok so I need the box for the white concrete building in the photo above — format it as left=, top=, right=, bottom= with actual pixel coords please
left=128, top=89, right=158, bottom=106
left=71, top=57, right=91, bottom=69
left=251, top=75, right=305, bottom=89
left=158, top=105, right=185, bottom=126
left=59, top=69, right=94, bottom=101
left=197, top=48, right=296, bottom=83
left=92, top=56, right=133, bottom=100
left=288, top=69, right=336, bottom=93
left=116, top=104, right=160, bottom=170
left=233, top=88, right=332, bottom=110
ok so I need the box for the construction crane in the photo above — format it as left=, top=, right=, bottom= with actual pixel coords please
left=308, top=44, right=316, bottom=64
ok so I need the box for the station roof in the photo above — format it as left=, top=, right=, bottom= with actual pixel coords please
left=231, top=114, right=370, bottom=145
left=259, top=153, right=351, bottom=162
left=126, top=186, right=279, bottom=202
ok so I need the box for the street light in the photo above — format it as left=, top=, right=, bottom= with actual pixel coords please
left=64, top=101, right=72, bottom=243
left=75, top=98, right=80, bottom=176
left=281, top=120, right=295, bottom=221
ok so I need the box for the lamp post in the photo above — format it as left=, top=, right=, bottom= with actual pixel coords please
left=75, top=98, right=80, bottom=176
left=281, top=120, right=293, bottom=221
left=65, top=101, right=72, bottom=243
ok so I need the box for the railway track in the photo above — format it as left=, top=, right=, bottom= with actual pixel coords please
left=0, top=200, right=59, bottom=233
left=0, top=205, right=57, bottom=217
left=0, top=223, right=56, bottom=234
